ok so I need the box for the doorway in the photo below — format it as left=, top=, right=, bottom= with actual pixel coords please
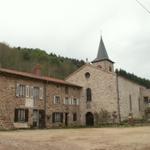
left=86, top=112, right=94, bottom=126
left=33, top=109, right=45, bottom=128
left=65, top=113, right=68, bottom=126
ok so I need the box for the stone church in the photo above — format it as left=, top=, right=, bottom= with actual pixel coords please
left=66, top=37, right=150, bottom=126
left=0, top=37, right=150, bottom=129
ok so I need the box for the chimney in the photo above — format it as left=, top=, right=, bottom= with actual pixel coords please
left=33, top=64, right=41, bottom=76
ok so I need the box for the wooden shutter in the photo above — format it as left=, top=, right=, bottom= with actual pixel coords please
left=25, top=109, right=29, bottom=122
left=39, top=87, right=43, bottom=99
left=52, top=113, right=55, bottom=123
left=68, top=98, right=71, bottom=105
left=63, top=98, right=66, bottom=104
left=61, top=113, right=63, bottom=123
left=14, top=109, right=18, bottom=122
left=53, top=96, right=56, bottom=104
left=26, top=86, right=29, bottom=98
left=30, top=86, right=34, bottom=98
left=16, top=84, right=20, bottom=97
left=77, top=99, right=79, bottom=105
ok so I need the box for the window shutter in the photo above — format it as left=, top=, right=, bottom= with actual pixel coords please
left=39, top=87, right=43, bottom=99
left=77, top=99, right=79, bottom=105
left=25, top=109, right=29, bottom=122
left=52, top=113, right=55, bottom=123
left=26, top=85, right=29, bottom=98
left=14, top=109, right=18, bottom=122
left=72, top=98, right=74, bottom=105
left=61, top=113, right=63, bottom=123
left=16, top=84, right=20, bottom=97
left=30, top=86, right=34, bottom=98
left=63, top=98, right=66, bottom=104
left=69, top=98, right=71, bottom=105
left=53, top=96, right=56, bottom=104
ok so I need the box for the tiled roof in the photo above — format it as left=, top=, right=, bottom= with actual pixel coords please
left=0, top=68, right=82, bottom=88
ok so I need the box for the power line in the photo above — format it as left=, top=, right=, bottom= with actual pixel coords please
left=136, top=0, right=150, bottom=15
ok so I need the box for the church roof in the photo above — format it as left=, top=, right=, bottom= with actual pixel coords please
left=92, top=37, right=114, bottom=63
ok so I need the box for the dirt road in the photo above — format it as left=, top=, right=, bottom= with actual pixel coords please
left=0, top=127, right=150, bottom=150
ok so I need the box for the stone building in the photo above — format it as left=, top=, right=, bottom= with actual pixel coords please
left=0, top=66, right=81, bottom=129
left=66, top=37, right=150, bottom=126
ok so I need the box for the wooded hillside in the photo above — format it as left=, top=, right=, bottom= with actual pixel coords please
left=0, top=43, right=85, bottom=79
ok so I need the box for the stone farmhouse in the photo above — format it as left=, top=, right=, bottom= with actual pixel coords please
left=0, top=37, right=150, bottom=129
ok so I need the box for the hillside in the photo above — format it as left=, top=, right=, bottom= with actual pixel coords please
left=0, top=43, right=85, bottom=79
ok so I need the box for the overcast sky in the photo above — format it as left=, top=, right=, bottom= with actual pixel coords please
left=0, top=0, right=150, bottom=79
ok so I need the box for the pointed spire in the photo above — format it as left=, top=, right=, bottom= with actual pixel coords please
left=92, top=36, right=113, bottom=63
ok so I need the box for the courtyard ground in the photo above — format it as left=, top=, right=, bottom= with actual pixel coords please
left=0, top=126, right=150, bottom=150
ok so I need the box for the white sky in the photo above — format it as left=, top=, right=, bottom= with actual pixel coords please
left=0, top=0, right=150, bottom=79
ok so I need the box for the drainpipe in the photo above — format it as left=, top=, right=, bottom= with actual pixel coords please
left=44, top=81, right=48, bottom=128
left=116, top=73, right=121, bottom=123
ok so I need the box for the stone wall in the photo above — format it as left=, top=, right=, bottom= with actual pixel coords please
left=0, top=74, right=45, bottom=129
left=118, top=76, right=144, bottom=121
left=0, top=73, right=81, bottom=129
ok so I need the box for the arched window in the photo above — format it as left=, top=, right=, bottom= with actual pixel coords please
left=86, top=88, right=92, bottom=102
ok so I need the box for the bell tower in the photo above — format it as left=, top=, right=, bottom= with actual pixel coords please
left=91, top=36, right=114, bottom=72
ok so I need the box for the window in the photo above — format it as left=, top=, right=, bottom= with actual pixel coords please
left=54, top=96, right=61, bottom=104
left=73, top=113, right=77, bottom=121
left=85, top=72, right=90, bottom=79
left=73, top=98, right=77, bottom=105
left=33, top=87, right=39, bottom=100
left=138, top=97, right=141, bottom=111
left=86, top=88, right=92, bottom=102
left=64, top=97, right=69, bottom=105
left=14, top=109, right=28, bottom=122
left=129, top=95, right=132, bottom=112
left=65, top=87, right=69, bottom=94
left=144, top=97, right=149, bottom=104
left=16, top=84, right=26, bottom=97
left=52, top=112, right=63, bottom=123
left=109, top=66, right=112, bottom=72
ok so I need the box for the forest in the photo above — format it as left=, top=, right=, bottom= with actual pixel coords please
left=0, top=43, right=84, bottom=79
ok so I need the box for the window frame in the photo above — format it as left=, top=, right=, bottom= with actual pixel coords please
left=86, top=88, right=92, bottom=102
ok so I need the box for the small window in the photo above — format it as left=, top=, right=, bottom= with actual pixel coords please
left=73, top=98, right=77, bottom=105
left=65, top=87, right=69, bottom=94
left=97, top=65, right=102, bottom=69
left=14, top=109, right=28, bottom=122
left=109, top=66, right=112, bottom=72
left=54, top=96, right=61, bottom=104
left=85, top=72, right=90, bottom=79
left=129, top=95, right=132, bottom=112
left=73, top=113, right=77, bottom=121
left=86, top=88, right=92, bottom=102
left=144, top=97, right=149, bottom=104
left=138, top=98, right=141, bottom=111
left=52, top=112, right=63, bottom=123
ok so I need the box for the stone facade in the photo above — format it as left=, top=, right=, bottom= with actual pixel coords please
left=117, top=76, right=145, bottom=121
left=66, top=63, right=118, bottom=125
left=0, top=69, right=81, bottom=129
